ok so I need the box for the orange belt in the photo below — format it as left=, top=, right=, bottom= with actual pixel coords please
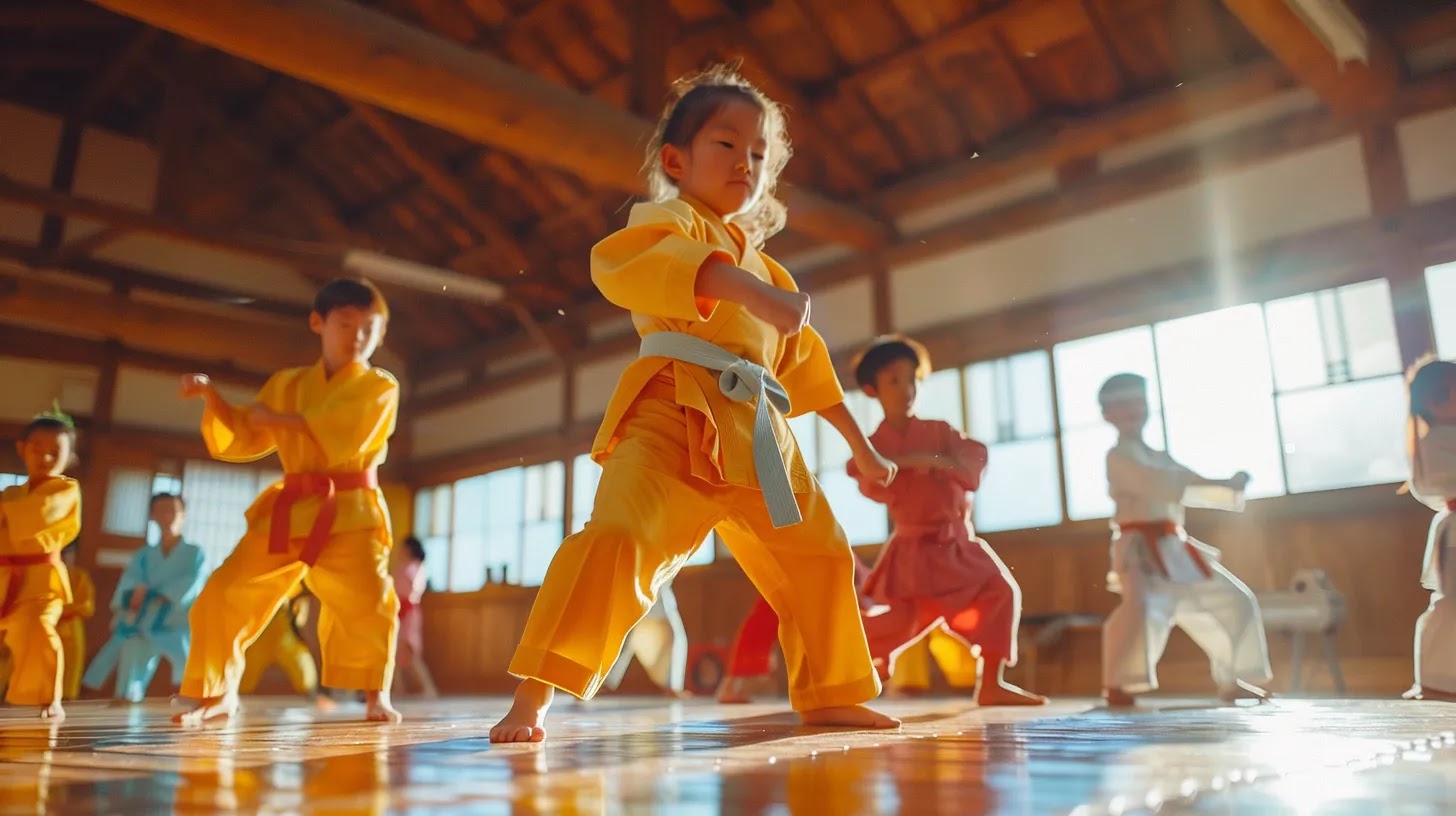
left=1117, top=520, right=1212, bottom=581
left=268, top=468, right=378, bottom=567
left=0, top=552, right=61, bottom=618
left=1447, top=500, right=1456, bottom=512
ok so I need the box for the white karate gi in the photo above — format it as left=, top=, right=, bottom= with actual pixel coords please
left=1412, top=425, right=1456, bottom=693
left=603, top=583, right=688, bottom=693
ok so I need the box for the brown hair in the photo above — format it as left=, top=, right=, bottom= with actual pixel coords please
left=643, top=63, right=791, bottom=247
left=313, top=277, right=390, bottom=323
left=1406, top=356, right=1456, bottom=489
left=851, top=335, right=931, bottom=389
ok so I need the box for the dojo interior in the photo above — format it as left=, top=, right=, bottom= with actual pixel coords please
left=5, top=0, right=1456, bottom=813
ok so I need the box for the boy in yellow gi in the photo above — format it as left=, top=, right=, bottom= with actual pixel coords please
left=0, top=409, right=80, bottom=719
left=492, top=67, right=899, bottom=742
left=174, top=277, right=401, bottom=724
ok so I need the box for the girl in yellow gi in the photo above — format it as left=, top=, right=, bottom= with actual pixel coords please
left=0, top=409, right=80, bottom=720
left=174, top=277, right=401, bottom=725
left=491, top=65, right=900, bottom=743
left=57, top=541, right=93, bottom=700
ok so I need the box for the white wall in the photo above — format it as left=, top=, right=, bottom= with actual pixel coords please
left=412, top=377, right=564, bottom=460
left=574, top=352, right=633, bottom=422
left=0, top=358, right=97, bottom=422
left=1399, top=106, right=1456, bottom=205
left=111, top=366, right=256, bottom=433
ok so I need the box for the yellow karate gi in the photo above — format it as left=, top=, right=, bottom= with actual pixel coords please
left=888, top=627, right=980, bottom=692
left=57, top=567, right=93, bottom=699
left=240, top=590, right=318, bottom=695
left=181, top=360, right=400, bottom=699
left=0, top=478, right=78, bottom=706
left=509, top=196, right=880, bottom=711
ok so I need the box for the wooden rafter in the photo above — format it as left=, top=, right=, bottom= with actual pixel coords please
left=0, top=323, right=269, bottom=389
left=1219, top=0, right=1400, bottom=120
left=88, top=0, right=894, bottom=251
left=878, top=58, right=1294, bottom=216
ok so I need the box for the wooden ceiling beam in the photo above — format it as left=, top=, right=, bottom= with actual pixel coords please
left=0, top=238, right=308, bottom=320
left=0, top=270, right=312, bottom=373
left=87, top=0, right=894, bottom=252
left=878, top=58, right=1295, bottom=216
left=1218, top=0, right=1400, bottom=120
left=0, top=323, right=269, bottom=389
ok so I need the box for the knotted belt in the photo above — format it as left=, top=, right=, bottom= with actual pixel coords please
left=1115, top=519, right=1212, bottom=581
left=268, top=468, right=379, bottom=566
left=639, top=332, right=799, bottom=528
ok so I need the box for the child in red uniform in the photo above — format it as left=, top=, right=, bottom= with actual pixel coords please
left=851, top=337, right=1045, bottom=706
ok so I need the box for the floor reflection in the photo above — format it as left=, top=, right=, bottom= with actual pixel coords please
left=0, top=697, right=1451, bottom=813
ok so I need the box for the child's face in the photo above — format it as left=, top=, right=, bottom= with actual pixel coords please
left=310, top=304, right=386, bottom=368
left=150, top=497, right=186, bottom=539
left=1101, top=394, right=1149, bottom=435
left=16, top=428, right=70, bottom=481
left=663, top=99, right=768, bottom=218
left=1431, top=386, right=1456, bottom=422
left=864, top=358, right=919, bottom=418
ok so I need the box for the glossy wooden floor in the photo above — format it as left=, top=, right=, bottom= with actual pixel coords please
left=1, top=695, right=1454, bottom=814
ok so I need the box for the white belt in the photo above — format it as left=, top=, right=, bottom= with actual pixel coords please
left=639, top=332, right=801, bottom=528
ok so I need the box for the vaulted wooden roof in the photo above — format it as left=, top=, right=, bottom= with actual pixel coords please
left=1, top=0, right=1453, bottom=383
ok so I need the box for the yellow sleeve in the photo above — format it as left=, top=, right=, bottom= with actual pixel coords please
left=1, top=478, right=81, bottom=553
left=776, top=325, right=847, bottom=419
left=590, top=199, right=730, bottom=321
left=300, top=369, right=399, bottom=468
left=69, top=570, right=95, bottom=619
left=201, top=371, right=286, bottom=463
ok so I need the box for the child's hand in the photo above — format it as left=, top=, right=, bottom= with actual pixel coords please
left=747, top=284, right=811, bottom=336
left=853, top=448, right=897, bottom=487
left=179, top=374, right=212, bottom=399
left=128, top=586, right=147, bottom=612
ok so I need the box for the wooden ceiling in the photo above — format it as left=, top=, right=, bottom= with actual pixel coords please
left=0, top=0, right=1452, bottom=382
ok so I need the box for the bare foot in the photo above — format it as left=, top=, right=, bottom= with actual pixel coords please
left=716, top=677, right=752, bottom=704
left=40, top=701, right=64, bottom=721
left=977, top=680, right=1048, bottom=706
left=799, top=704, right=900, bottom=729
left=313, top=693, right=339, bottom=713
left=1104, top=688, right=1137, bottom=707
left=364, top=691, right=402, bottom=723
left=490, top=679, right=553, bottom=743
left=1218, top=680, right=1271, bottom=704
left=172, top=692, right=239, bottom=726
left=1404, top=685, right=1456, bottom=702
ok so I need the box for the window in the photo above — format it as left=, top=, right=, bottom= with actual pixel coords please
left=1426, top=261, right=1456, bottom=360
left=1155, top=305, right=1285, bottom=499
left=412, top=484, right=452, bottom=593
left=569, top=454, right=713, bottom=568
left=521, top=462, right=567, bottom=586
left=179, top=463, right=280, bottom=572
left=1264, top=280, right=1407, bottom=492
left=102, top=468, right=154, bottom=537
left=916, top=367, right=965, bottom=431
left=0, top=474, right=25, bottom=490
left=966, top=351, right=1063, bottom=532
left=1054, top=327, right=1168, bottom=521
left=810, top=391, right=889, bottom=545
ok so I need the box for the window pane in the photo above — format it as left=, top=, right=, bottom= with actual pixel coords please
left=524, top=461, right=565, bottom=523
left=820, top=392, right=884, bottom=471
left=1155, top=305, right=1286, bottom=499
left=1010, top=351, right=1056, bottom=438
left=449, top=533, right=488, bottom=592
left=975, top=438, right=1063, bottom=533
left=819, top=470, right=889, bottom=545
left=1265, top=293, right=1327, bottom=391
left=181, top=461, right=267, bottom=572
left=0, top=474, right=25, bottom=490
left=451, top=475, right=491, bottom=591
left=483, top=469, right=525, bottom=583
left=916, top=368, right=963, bottom=431
left=788, top=414, right=818, bottom=472
left=1063, top=417, right=1167, bottom=521
left=968, top=352, right=1054, bottom=442
left=102, top=468, right=153, bottom=538
left=1277, top=375, right=1408, bottom=493
left=1427, top=261, right=1456, bottom=360
left=431, top=484, right=452, bottom=539
left=684, top=532, right=715, bottom=567
left=412, top=486, right=434, bottom=538
left=1054, top=327, right=1163, bottom=432
left=422, top=536, right=450, bottom=592
left=1338, top=280, right=1400, bottom=380
left=151, top=473, right=182, bottom=498
left=520, top=520, right=561, bottom=587
left=571, top=454, right=602, bottom=535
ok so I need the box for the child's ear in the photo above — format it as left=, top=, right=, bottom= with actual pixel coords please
left=309, top=311, right=325, bottom=335
left=661, top=144, right=687, bottom=182
left=861, top=384, right=878, bottom=398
